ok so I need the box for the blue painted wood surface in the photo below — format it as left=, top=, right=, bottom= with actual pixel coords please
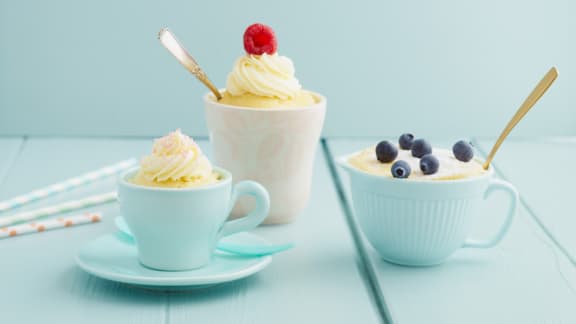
left=1, top=136, right=575, bottom=323
left=0, top=138, right=379, bottom=323
left=0, top=138, right=167, bottom=323
left=1, top=0, right=576, bottom=137
left=475, top=138, right=576, bottom=265
left=328, top=138, right=576, bottom=324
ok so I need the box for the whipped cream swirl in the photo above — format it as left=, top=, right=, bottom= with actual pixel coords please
left=226, top=53, right=302, bottom=100
left=139, top=129, right=213, bottom=183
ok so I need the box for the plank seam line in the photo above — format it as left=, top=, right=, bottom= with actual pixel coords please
left=321, top=139, right=394, bottom=324
left=163, top=293, right=171, bottom=324
left=0, top=136, right=28, bottom=189
left=472, top=138, right=576, bottom=268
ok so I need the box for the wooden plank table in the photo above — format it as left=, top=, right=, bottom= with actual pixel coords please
left=0, top=137, right=379, bottom=324
left=327, top=138, right=576, bottom=324
left=1, top=136, right=575, bottom=323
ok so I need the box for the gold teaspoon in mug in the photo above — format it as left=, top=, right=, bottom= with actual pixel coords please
left=483, top=67, right=558, bottom=170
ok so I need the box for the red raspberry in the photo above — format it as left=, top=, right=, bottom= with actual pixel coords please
left=243, top=23, right=277, bottom=55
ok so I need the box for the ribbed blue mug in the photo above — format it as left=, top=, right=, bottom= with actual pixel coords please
left=338, top=155, right=518, bottom=266
left=118, top=167, right=270, bottom=271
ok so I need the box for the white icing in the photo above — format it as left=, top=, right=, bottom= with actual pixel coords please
left=348, top=147, right=486, bottom=180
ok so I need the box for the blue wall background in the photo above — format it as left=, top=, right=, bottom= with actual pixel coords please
left=1, top=0, right=574, bottom=137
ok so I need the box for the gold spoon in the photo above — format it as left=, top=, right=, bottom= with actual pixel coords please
left=158, top=28, right=222, bottom=100
left=483, top=67, right=558, bottom=170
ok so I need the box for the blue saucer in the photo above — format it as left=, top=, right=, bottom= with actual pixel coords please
left=75, top=233, right=272, bottom=290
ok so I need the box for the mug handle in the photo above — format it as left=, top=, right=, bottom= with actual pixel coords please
left=463, top=178, right=518, bottom=248
left=220, top=181, right=270, bottom=238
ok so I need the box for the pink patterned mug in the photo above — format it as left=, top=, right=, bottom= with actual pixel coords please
left=204, top=92, right=326, bottom=224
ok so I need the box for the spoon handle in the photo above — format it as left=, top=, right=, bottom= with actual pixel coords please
left=216, top=242, right=295, bottom=256
left=158, top=28, right=222, bottom=100
left=483, top=67, right=558, bottom=169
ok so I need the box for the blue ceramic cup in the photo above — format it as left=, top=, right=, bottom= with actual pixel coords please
left=338, top=156, right=518, bottom=266
left=118, top=167, right=270, bottom=271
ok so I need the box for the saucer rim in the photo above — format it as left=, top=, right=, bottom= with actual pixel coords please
left=75, top=234, right=272, bottom=287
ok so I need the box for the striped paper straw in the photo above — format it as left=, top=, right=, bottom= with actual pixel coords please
left=0, top=192, right=116, bottom=227
left=0, top=212, right=103, bottom=239
left=0, top=159, right=136, bottom=213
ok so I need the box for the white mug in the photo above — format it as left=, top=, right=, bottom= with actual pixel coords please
left=204, top=92, right=326, bottom=224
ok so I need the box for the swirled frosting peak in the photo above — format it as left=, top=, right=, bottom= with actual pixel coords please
left=133, top=129, right=219, bottom=187
left=226, top=53, right=302, bottom=100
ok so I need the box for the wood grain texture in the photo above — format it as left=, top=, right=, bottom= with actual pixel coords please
left=0, top=138, right=167, bottom=324
left=169, top=141, right=380, bottom=323
left=476, top=138, right=576, bottom=264
left=327, top=138, right=576, bottom=324
left=0, top=138, right=380, bottom=324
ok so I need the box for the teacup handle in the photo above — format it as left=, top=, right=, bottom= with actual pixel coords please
left=463, top=178, right=518, bottom=248
left=220, top=181, right=270, bottom=238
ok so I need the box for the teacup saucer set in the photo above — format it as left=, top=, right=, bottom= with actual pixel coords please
left=77, top=166, right=274, bottom=290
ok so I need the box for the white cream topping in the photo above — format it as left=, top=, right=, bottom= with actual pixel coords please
left=349, top=147, right=486, bottom=180
left=139, top=129, right=213, bottom=183
left=226, top=53, right=302, bottom=100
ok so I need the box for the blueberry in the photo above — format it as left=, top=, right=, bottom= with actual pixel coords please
left=391, top=160, right=411, bottom=178
left=398, top=133, right=414, bottom=150
left=452, top=140, right=474, bottom=162
left=420, top=154, right=439, bottom=175
left=411, top=139, right=432, bottom=158
left=375, top=140, right=398, bottom=163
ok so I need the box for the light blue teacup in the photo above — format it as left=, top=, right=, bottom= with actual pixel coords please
left=117, top=167, right=270, bottom=271
left=338, top=155, right=518, bottom=266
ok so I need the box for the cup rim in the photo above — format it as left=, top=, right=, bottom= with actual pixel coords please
left=336, top=152, right=494, bottom=185
left=203, top=89, right=326, bottom=111
left=118, top=166, right=232, bottom=192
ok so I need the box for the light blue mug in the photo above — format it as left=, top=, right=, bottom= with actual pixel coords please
left=118, top=167, right=270, bottom=271
left=338, top=156, right=518, bottom=266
